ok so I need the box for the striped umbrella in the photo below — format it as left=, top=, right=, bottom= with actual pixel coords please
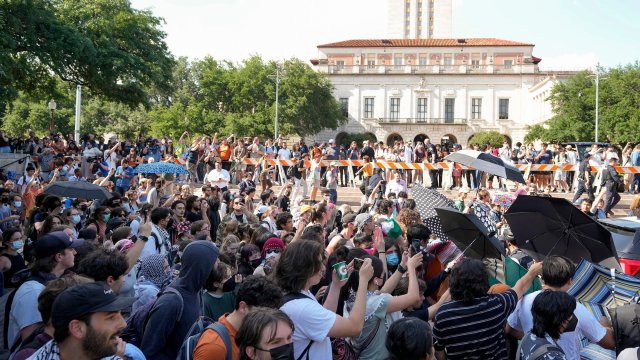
left=568, top=259, right=640, bottom=320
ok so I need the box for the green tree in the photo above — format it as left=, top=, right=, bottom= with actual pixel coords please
left=0, top=0, right=174, bottom=113
left=524, top=63, right=640, bottom=144
left=468, top=131, right=506, bottom=148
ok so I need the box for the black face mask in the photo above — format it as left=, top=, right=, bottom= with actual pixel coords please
left=268, top=343, right=294, bottom=360
left=564, top=315, right=578, bottom=333
left=250, top=258, right=262, bottom=269
left=222, top=277, right=236, bottom=292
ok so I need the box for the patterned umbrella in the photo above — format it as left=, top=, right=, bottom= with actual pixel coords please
left=410, top=184, right=455, bottom=240
left=133, top=162, right=189, bottom=175
left=568, top=259, right=640, bottom=320
left=493, top=192, right=516, bottom=211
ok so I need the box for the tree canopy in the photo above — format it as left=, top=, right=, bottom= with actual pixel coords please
left=525, top=63, right=640, bottom=144
left=468, top=131, right=506, bottom=148
left=0, top=0, right=174, bottom=112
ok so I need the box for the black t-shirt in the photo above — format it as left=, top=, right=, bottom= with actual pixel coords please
left=275, top=195, right=290, bottom=212
left=185, top=211, right=202, bottom=223
left=361, top=146, right=375, bottom=159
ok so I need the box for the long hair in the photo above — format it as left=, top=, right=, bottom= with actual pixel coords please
left=531, top=290, right=576, bottom=340
left=273, top=240, right=325, bottom=293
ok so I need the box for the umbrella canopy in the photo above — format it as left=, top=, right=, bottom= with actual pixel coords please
left=568, top=259, right=640, bottom=320
left=44, top=181, right=112, bottom=200
left=435, top=207, right=505, bottom=260
left=133, top=162, right=189, bottom=175
left=411, top=184, right=456, bottom=240
left=445, top=150, right=525, bottom=184
left=504, top=195, right=619, bottom=268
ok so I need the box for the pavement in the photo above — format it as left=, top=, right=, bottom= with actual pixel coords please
left=265, top=183, right=636, bottom=217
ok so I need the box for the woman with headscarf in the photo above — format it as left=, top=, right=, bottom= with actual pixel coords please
left=132, top=254, right=172, bottom=312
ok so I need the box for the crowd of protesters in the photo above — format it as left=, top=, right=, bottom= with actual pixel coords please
left=0, top=129, right=635, bottom=360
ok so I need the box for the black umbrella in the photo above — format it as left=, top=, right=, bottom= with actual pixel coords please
left=44, top=181, right=113, bottom=200
left=445, top=150, right=525, bottom=184
left=411, top=184, right=456, bottom=240
left=504, top=195, right=618, bottom=267
left=435, top=207, right=505, bottom=260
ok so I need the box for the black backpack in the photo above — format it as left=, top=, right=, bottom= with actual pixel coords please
left=121, top=287, right=184, bottom=347
left=287, top=165, right=298, bottom=179
left=607, top=303, right=640, bottom=355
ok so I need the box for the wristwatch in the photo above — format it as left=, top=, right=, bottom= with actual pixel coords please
left=138, top=235, right=149, bottom=242
left=397, top=264, right=407, bottom=274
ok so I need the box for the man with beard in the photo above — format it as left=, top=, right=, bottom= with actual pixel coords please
left=28, top=282, right=136, bottom=360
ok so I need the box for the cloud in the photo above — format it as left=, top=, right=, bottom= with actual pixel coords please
left=537, top=52, right=598, bottom=71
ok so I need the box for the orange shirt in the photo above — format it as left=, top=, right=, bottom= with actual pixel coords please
left=219, top=144, right=232, bottom=161
left=193, top=313, right=238, bottom=360
left=363, top=162, right=373, bottom=177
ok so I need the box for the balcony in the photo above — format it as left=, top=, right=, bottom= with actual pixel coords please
left=375, top=117, right=468, bottom=125
left=323, top=64, right=537, bottom=75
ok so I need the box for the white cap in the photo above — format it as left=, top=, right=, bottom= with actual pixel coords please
left=328, top=139, right=335, bottom=143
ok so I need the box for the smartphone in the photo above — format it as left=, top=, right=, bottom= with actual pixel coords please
left=411, top=240, right=421, bottom=255
left=354, top=258, right=365, bottom=270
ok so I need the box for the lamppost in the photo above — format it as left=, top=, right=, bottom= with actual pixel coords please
left=268, top=64, right=286, bottom=139
left=588, top=63, right=606, bottom=143
left=48, top=99, right=57, bottom=134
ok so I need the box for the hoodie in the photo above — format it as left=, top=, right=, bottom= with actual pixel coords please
left=140, top=241, right=219, bottom=360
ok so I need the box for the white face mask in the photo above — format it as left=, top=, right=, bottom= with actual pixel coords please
left=265, top=252, right=279, bottom=260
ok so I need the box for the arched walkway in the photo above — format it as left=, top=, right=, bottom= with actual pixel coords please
left=414, top=134, right=429, bottom=144
left=387, top=133, right=403, bottom=146
left=335, top=132, right=348, bottom=147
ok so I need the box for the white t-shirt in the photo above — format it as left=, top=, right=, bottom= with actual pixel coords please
left=206, top=169, right=230, bottom=188
left=277, top=148, right=292, bottom=160
left=507, top=290, right=607, bottom=360
left=8, top=280, right=45, bottom=346
left=105, top=150, right=118, bottom=170
left=281, top=290, right=337, bottom=360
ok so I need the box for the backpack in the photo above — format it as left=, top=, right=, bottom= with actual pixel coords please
left=3, top=273, right=48, bottom=350
left=283, top=293, right=315, bottom=360
left=121, top=287, right=183, bottom=347
left=287, top=165, right=297, bottom=179
left=176, top=318, right=230, bottom=360
left=515, top=332, right=564, bottom=360
left=607, top=303, right=640, bottom=355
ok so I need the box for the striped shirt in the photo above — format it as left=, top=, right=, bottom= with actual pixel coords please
left=433, top=289, right=518, bottom=360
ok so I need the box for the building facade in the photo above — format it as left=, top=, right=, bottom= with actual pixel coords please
left=310, top=38, right=574, bottom=148
left=388, top=0, right=452, bottom=39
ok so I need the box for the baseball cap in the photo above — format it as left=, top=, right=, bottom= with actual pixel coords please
left=342, top=213, right=357, bottom=226
left=34, top=231, right=84, bottom=259
left=52, top=282, right=135, bottom=329
left=299, top=205, right=313, bottom=215
left=328, top=139, right=335, bottom=144
left=355, top=213, right=373, bottom=230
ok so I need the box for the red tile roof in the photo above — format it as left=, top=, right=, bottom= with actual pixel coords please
left=317, top=38, right=534, bottom=48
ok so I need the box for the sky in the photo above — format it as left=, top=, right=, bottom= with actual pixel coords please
left=130, top=0, right=639, bottom=71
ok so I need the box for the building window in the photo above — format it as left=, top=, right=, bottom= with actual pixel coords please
left=471, top=59, right=480, bottom=68
left=471, top=98, right=482, bottom=119
left=499, top=99, right=509, bottom=119
left=417, top=98, right=428, bottom=121
left=444, top=98, right=455, bottom=123
left=364, top=97, right=375, bottom=118
left=335, top=60, right=344, bottom=70
left=339, top=98, right=349, bottom=117
left=367, top=60, right=376, bottom=69
left=390, top=98, right=400, bottom=121
left=418, top=54, right=428, bottom=65
left=503, top=59, right=513, bottom=69
left=443, top=56, right=452, bottom=66
left=394, top=55, right=403, bottom=66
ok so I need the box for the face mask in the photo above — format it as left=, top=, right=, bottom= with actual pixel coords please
left=14, top=201, right=21, bottom=208
left=563, top=315, right=578, bottom=333
left=71, top=215, right=81, bottom=224
left=269, top=343, right=294, bottom=360
left=265, top=251, right=279, bottom=260
left=11, top=240, right=23, bottom=251
left=222, top=277, right=236, bottom=292
left=250, top=258, right=262, bottom=269
left=386, top=252, right=399, bottom=267
left=104, top=214, right=110, bottom=222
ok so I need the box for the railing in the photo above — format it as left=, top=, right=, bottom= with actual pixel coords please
left=374, top=117, right=468, bottom=125
left=324, top=64, right=538, bottom=75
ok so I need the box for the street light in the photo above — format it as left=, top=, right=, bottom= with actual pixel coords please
left=268, top=64, right=287, bottom=139
left=588, top=63, right=606, bottom=143
left=48, top=99, right=57, bottom=134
